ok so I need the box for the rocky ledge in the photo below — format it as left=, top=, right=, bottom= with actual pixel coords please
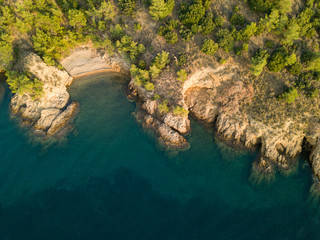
left=11, top=52, right=78, bottom=137
left=10, top=47, right=320, bottom=188
left=10, top=48, right=130, bottom=138
left=127, top=58, right=320, bottom=186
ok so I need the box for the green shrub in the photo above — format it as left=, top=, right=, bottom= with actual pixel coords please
left=257, top=9, right=280, bottom=34
left=281, top=20, right=300, bottom=46
left=177, top=69, right=188, bottom=82
left=93, top=37, right=114, bottom=55
left=68, top=9, right=87, bottom=31
left=230, top=7, right=246, bottom=26
left=6, top=71, right=43, bottom=99
left=144, top=81, right=155, bottom=91
left=116, top=35, right=145, bottom=60
left=150, top=65, right=161, bottom=78
left=287, top=62, right=302, bottom=75
left=152, top=51, right=170, bottom=70
left=250, top=49, right=269, bottom=76
left=134, top=23, right=142, bottom=31
left=179, top=0, right=206, bottom=27
left=219, top=58, right=226, bottom=64
left=243, top=43, right=249, bottom=52
left=214, top=15, right=224, bottom=27
left=264, top=40, right=274, bottom=49
left=216, top=29, right=234, bottom=52
left=173, top=106, right=189, bottom=116
left=152, top=93, right=161, bottom=100
left=295, top=72, right=313, bottom=90
left=164, top=31, right=178, bottom=44
left=297, top=8, right=315, bottom=38
left=138, top=60, right=146, bottom=69
left=303, top=51, right=320, bottom=71
left=278, top=87, right=298, bottom=103
left=203, top=0, right=211, bottom=9
left=130, top=64, right=150, bottom=86
left=178, top=54, right=188, bottom=66
left=0, top=41, right=13, bottom=71
left=307, top=88, right=318, bottom=99
left=86, top=1, right=116, bottom=27
left=190, top=24, right=201, bottom=34
left=249, top=0, right=291, bottom=14
left=239, top=22, right=257, bottom=42
left=201, top=39, right=218, bottom=55
left=200, top=12, right=215, bottom=35
left=158, top=19, right=179, bottom=44
left=149, top=51, right=170, bottom=78
left=267, top=48, right=287, bottom=72
left=234, top=46, right=242, bottom=56
left=149, top=0, right=175, bottom=20
left=278, top=0, right=292, bottom=14
left=56, top=0, right=79, bottom=13
left=158, top=100, right=169, bottom=113
left=110, top=24, right=125, bottom=40
left=179, top=27, right=194, bottom=41
left=118, top=0, right=136, bottom=16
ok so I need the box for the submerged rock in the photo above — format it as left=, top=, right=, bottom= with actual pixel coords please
left=249, top=158, right=276, bottom=186
left=157, top=123, right=189, bottom=149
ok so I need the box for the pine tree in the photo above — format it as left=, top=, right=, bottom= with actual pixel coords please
left=281, top=20, right=300, bottom=46
left=149, top=0, right=175, bottom=20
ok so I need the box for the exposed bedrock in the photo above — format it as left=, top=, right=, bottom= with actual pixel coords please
left=11, top=52, right=78, bottom=136
left=11, top=48, right=130, bottom=138
left=180, top=65, right=320, bottom=182
left=129, top=82, right=190, bottom=149
left=181, top=66, right=320, bottom=184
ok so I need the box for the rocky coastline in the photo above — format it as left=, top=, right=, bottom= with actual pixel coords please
left=10, top=48, right=130, bottom=138
left=9, top=47, right=320, bottom=189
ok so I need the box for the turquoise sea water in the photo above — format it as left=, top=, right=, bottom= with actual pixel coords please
left=0, top=73, right=320, bottom=239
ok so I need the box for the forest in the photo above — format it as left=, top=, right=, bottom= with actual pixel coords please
left=1, top=0, right=320, bottom=103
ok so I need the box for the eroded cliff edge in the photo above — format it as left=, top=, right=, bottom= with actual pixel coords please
left=127, top=53, right=320, bottom=186
left=10, top=46, right=320, bottom=188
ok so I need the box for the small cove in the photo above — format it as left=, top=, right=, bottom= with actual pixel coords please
left=0, top=73, right=319, bottom=239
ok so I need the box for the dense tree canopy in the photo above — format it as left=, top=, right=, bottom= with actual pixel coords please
left=0, top=0, right=320, bottom=100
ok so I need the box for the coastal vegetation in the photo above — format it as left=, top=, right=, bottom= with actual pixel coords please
left=1, top=0, right=320, bottom=125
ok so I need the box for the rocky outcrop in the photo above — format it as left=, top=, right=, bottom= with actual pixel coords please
left=163, top=113, right=190, bottom=134
left=129, top=61, right=319, bottom=182
left=11, top=52, right=78, bottom=136
left=182, top=65, right=306, bottom=178
left=130, top=82, right=190, bottom=149
left=47, top=101, right=79, bottom=136
left=10, top=46, right=320, bottom=186
left=11, top=48, right=130, bottom=138
left=134, top=110, right=189, bottom=149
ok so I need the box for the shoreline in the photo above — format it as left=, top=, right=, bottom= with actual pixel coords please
left=71, top=69, right=124, bottom=80
left=10, top=47, right=320, bottom=189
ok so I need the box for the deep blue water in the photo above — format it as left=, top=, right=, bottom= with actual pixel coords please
left=0, top=73, right=319, bottom=239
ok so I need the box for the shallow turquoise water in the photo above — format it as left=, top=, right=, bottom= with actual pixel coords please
left=0, top=73, right=319, bottom=239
